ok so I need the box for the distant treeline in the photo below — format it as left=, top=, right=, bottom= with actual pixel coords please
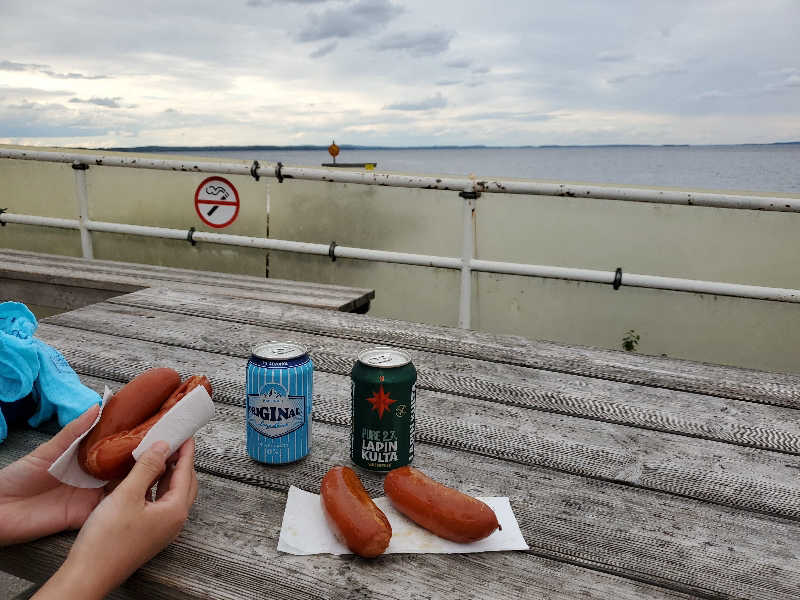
left=98, top=142, right=800, bottom=152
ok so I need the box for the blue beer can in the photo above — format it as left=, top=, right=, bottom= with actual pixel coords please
left=246, top=341, right=313, bottom=464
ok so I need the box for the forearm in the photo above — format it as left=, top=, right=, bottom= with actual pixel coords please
left=33, top=558, right=114, bottom=600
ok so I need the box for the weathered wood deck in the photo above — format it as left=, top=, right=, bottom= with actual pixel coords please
left=1, top=286, right=799, bottom=599
left=0, top=249, right=374, bottom=313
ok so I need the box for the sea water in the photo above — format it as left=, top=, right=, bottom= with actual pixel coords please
left=179, top=144, right=800, bottom=194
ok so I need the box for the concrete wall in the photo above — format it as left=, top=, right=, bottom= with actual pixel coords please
left=0, top=145, right=268, bottom=274
left=2, top=144, right=799, bottom=374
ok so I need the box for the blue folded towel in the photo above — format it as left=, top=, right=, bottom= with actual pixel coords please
left=0, top=303, right=39, bottom=403
left=0, top=302, right=101, bottom=443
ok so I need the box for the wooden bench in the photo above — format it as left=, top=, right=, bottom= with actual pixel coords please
left=0, top=249, right=374, bottom=313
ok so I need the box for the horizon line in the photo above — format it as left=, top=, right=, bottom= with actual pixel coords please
left=91, top=141, right=800, bottom=152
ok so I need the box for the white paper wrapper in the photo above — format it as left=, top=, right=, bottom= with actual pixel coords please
left=277, top=485, right=529, bottom=555
left=48, top=384, right=214, bottom=488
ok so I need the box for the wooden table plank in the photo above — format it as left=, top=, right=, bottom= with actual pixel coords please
left=108, top=287, right=800, bottom=408
left=21, top=331, right=800, bottom=599
left=35, top=321, right=800, bottom=522
left=0, top=249, right=374, bottom=312
left=0, top=426, right=699, bottom=600
left=45, top=301, right=800, bottom=456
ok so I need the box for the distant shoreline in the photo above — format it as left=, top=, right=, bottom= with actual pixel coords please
left=95, top=142, right=800, bottom=152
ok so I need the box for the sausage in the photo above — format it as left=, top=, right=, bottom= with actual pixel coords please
left=78, top=368, right=212, bottom=480
left=320, top=466, right=392, bottom=558
left=384, top=466, right=499, bottom=543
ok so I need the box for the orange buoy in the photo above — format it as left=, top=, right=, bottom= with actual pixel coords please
left=328, top=140, right=340, bottom=163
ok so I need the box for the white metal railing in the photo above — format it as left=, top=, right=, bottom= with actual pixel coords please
left=1, top=147, right=800, bottom=329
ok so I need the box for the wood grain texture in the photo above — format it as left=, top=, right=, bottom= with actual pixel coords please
left=3, top=407, right=798, bottom=600
left=0, top=427, right=700, bottom=600
left=15, top=332, right=800, bottom=598
left=45, top=301, right=800, bottom=456
left=5, top=288, right=799, bottom=599
left=105, top=286, right=800, bottom=408
left=0, top=249, right=374, bottom=312
left=34, top=321, right=800, bottom=522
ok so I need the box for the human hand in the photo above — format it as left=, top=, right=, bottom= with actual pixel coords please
left=34, top=438, right=198, bottom=600
left=0, top=405, right=103, bottom=546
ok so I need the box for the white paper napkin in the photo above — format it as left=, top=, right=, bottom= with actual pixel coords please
left=48, top=384, right=214, bottom=488
left=277, top=485, right=529, bottom=555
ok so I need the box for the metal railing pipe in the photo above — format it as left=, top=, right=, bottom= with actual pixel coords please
left=2, top=212, right=800, bottom=304
left=469, top=259, right=614, bottom=284
left=83, top=220, right=462, bottom=268
left=3, top=212, right=798, bottom=304
left=0, top=149, right=252, bottom=177
left=621, top=272, right=800, bottom=303
left=0, top=214, right=80, bottom=229
left=84, top=221, right=330, bottom=254
left=2, top=148, right=799, bottom=213
left=333, top=246, right=461, bottom=269
left=469, top=259, right=800, bottom=302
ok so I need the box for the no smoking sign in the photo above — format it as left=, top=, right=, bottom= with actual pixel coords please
left=194, top=176, right=240, bottom=228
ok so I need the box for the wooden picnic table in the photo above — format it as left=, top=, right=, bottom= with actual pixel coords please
left=1, top=286, right=799, bottom=599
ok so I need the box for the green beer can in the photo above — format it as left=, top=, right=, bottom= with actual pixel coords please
left=350, top=347, right=417, bottom=471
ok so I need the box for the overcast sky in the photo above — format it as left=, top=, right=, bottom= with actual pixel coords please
left=1, top=0, right=798, bottom=147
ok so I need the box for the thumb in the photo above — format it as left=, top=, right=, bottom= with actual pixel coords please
left=120, top=441, right=171, bottom=497
left=31, top=403, right=100, bottom=463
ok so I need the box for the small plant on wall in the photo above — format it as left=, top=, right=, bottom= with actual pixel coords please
left=622, top=329, right=640, bottom=352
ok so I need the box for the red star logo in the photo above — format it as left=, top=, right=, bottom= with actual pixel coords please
left=366, top=385, right=396, bottom=419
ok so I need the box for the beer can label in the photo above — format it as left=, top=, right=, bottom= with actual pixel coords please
left=350, top=351, right=416, bottom=471
left=246, top=346, right=312, bottom=464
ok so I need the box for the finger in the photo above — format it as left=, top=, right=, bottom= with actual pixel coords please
left=152, top=438, right=194, bottom=501
left=31, top=404, right=100, bottom=463
left=187, top=469, right=198, bottom=507
left=118, top=440, right=170, bottom=499
left=155, top=439, right=195, bottom=506
left=155, top=464, right=177, bottom=502
left=181, top=439, right=198, bottom=507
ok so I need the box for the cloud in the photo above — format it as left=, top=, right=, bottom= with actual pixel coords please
left=384, top=93, right=446, bottom=111
left=607, top=64, right=687, bottom=85
left=0, top=98, right=111, bottom=137
left=0, top=86, right=74, bottom=98
left=40, top=70, right=109, bottom=80
left=445, top=58, right=472, bottom=69
left=8, top=99, right=50, bottom=110
left=296, top=0, right=402, bottom=42
left=698, top=70, right=800, bottom=99
left=0, top=121, right=109, bottom=137
left=0, top=59, right=48, bottom=71
left=309, top=41, right=337, bottom=58
left=772, top=69, right=800, bottom=89
left=697, top=90, right=732, bottom=100
left=596, top=51, right=633, bottom=63
left=373, top=30, right=454, bottom=57
left=0, top=58, right=107, bottom=79
left=471, top=65, right=490, bottom=74
left=69, top=97, right=123, bottom=108
left=247, top=0, right=328, bottom=5
left=436, top=80, right=461, bottom=86
left=461, top=111, right=555, bottom=122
